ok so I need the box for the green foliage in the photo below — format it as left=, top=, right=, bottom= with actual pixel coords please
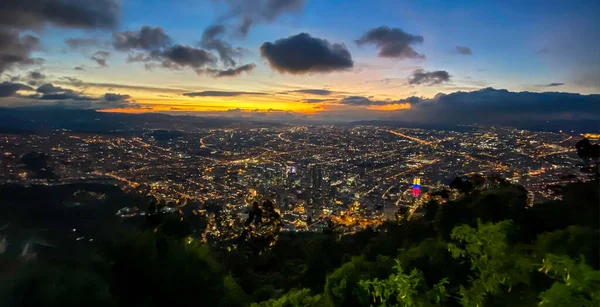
left=533, top=226, right=600, bottom=269
left=538, top=254, right=600, bottom=306
left=324, top=256, right=392, bottom=307
left=447, top=220, right=532, bottom=306
left=360, top=260, right=449, bottom=306
left=251, top=288, right=322, bottom=307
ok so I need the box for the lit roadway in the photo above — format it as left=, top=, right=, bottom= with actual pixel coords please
left=385, top=129, right=509, bottom=172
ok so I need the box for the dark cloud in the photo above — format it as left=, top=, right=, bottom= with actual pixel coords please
left=408, top=69, right=451, bottom=85
left=214, top=0, right=305, bottom=36
left=291, top=89, right=332, bottom=95
left=25, top=71, right=46, bottom=86
left=59, top=76, right=84, bottom=87
left=200, top=25, right=244, bottom=67
left=339, top=95, right=420, bottom=106
left=35, top=83, right=61, bottom=94
left=28, top=71, right=45, bottom=80
left=303, top=98, right=335, bottom=103
left=0, top=30, right=41, bottom=74
left=200, top=63, right=256, bottom=77
left=238, top=17, right=253, bottom=37
left=65, top=38, right=101, bottom=49
left=53, top=80, right=188, bottom=94
left=74, top=66, right=85, bottom=71
left=129, top=45, right=217, bottom=71
left=112, top=26, right=171, bottom=51
left=356, top=26, right=424, bottom=59
left=260, top=33, right=354, bottom=74
left=455, top=46, right=472, bottom=55
left=403, top=96, right=423, bottom=103
left=0, top=0, right=120, bottom=30
left=0, top=81, right=33, bottom=97
left=0, top=0, right=119, bottom=75
left=396, top=88, right=600, bottom=124
left=540, top=82, right=565, bottom=87
left=183, top=91, right=266, bottom=97
left=155, top=45, right=217, bottom=70
left=91, top=51, right=109, bottom=67
left=103, top=93, right=131, bottom=103
left=8, top=75, right=21, bottom=82
left=34, top=83, right=93, bottom=100
left=56, top=92, right=139, bottom=109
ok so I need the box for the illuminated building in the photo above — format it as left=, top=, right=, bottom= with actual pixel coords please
left=311, top=166, right=323, bottom=191
left=527, top=191, right=534, bottom=207
left=412, top=177, right=421, bottom=197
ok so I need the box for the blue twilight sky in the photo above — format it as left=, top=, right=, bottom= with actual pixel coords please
left=1, top=0, right=599, bottom=121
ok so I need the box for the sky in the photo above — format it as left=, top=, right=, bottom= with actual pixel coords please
left=0, top=0, right=599, bottom=123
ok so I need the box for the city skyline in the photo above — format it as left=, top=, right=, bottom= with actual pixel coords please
left=0, top=0, right=599, bottom=123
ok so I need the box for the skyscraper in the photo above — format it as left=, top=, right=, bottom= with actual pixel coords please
left=412, top=177, right=421, bottom=197
left=527, top=191, right=535, bottom=207
left=311, top=166, right=323, bottom=192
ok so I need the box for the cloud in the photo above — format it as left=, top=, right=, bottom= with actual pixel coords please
left=403, top=96, right=423, bottom=103
left=0, top=0, right=120, bottom=75
left=408, top=69, right=451, bottom=85
left=213, top=0, right=305, bottom=36
left=356, top=26, right=424, bottom=59
left=303, top=98, right=335, bottom=103
left=290, top=89, right=332, bottom=95
left=91, top=51, right=110, bottom=67
left=74, top=66, right=85, bottom=71
left=454, top=46, right=472, bottom=55
left=238, top=17, right=253, bottom=37
left=200, top=25, right=244, bottom=67
left=53, top=80, right=189, bottom=94
left=3, top=82, right=141, bottom=110
left=396, top=88, right=600, bottom=124
left=57, top=92, right=141, bottom=110
left=129, top=45, right=217, bottom=71
left=34, top=83, right=94, bottom=100
left=25, top=70, right=46, bottom=86
left=0, top=30, right=41, bottom=74
left=539, top=82, right=565, bottom=87
left=200, top=63, right=256, bottom=77
left=28, top=71, right=45, bottom=80
left=260, top=33, right=353, bottom=74
left=0, top=81, right=33, bottom=97
left=182, top=90, right=266, bottom=97
left=0, top=0, right=120, bottom=30
left=59, top=76, right=84, bottom=87
left=65, top=38, right=101, bottom=49
left=339, top=95, right=420, bottom=106
left=112, top=26, right=171, bottom=51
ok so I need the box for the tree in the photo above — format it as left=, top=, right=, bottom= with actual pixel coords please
left=324, top=256, right=393, bottom=306
left=447, top=220, right=533, bottom=306
left=251, top=288, right=322, bottom=307
left=538, top=254, right=600, bottom=306
left=360, top=260, right=449, bottom=306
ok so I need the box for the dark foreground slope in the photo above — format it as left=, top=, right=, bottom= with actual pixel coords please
left=1, top=178, right=598, bottom=307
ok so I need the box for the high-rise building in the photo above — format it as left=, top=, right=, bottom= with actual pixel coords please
left=527, top=191, right=534, bottom=207
left=412, top=177, right=421, bottom=197
left=311, top=166, right=323, bottom=192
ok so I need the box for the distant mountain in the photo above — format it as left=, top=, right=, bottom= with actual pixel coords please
left=350, top=119, right=600, bottom=133
left=0, top=107, right=283, bottom=134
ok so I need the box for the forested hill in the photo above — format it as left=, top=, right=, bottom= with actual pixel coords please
left=1, top=177, right=599, bottom=306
